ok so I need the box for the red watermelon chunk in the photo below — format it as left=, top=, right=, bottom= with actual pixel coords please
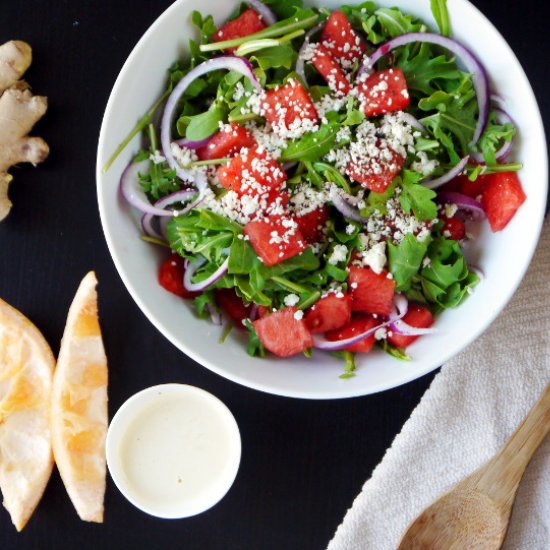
left=321, top=10, right=367, bottom=68
left=244, top=215, right=307, bottom=266
left=253, top=306, right=313, bottom=357
left=325, top=314, right=379, bottom=353
left=441, top=216, right=466, bottom=240
left=305, top=292, right=352, bottom=334
left=357, top=68, right=410, bottom=117
left=215, top=288, right=250, bottom=330
left=311, top=44, right=351, bottom=96
left=217, top=148, right=287, bottom=204
left=262, top=80, right=319, bottom=137
left=294, top=206, right=329, bottom=243
left=213, top=9, right=266, bottom=53
left=388, top=303, right=434, bottom=348
left=345, top=140, right=405, bottom=193
left=349, top=265, right=396, bottom=316
left=480, top=172, right=526, bottom=231
left=197, top=122, right=256, bottom=161
left=158, top=254, right=199, bottom=299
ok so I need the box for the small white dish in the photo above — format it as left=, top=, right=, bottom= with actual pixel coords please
left=106, top=384, right=241, bottom=518
left=97, top=0, right=547, bottom=399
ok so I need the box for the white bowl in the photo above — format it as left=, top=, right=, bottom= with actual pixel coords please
left=97, top=0, right=547, bottom=399
left=106, top=384, right=241, bottom=518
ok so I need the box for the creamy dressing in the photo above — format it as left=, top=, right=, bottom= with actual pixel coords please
left=109, top=386, right=240, bottom=518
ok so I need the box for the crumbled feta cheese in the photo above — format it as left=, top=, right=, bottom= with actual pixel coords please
left=149, top=150, right=166, bottom=164
left=360, top=241, right=387, bottom=274
left=328, top=244, right=348, bottom=265
left=411, top=151, right=439, bottom=177
left=444, top=203, right=458, bottom=218
left=284, top=294, right=300, bottom=307
left=293, top=309, right=304, bottom=320
left=374, top=327, right=387, bottom=340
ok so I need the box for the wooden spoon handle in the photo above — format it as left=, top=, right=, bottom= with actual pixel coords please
left=475, top=383, right=550, bottom=512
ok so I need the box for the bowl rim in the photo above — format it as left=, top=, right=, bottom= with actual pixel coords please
left=97, top=0, right=548, bottom=399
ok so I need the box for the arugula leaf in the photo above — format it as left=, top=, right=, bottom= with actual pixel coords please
left=361, top=179, right=398, bottom=217
left=396, top=44, right=461, bottom=96
left=281, top=123, right=340, bottom=162
left=193, top=291, right=217, bottom=319
left=331, top=350, right=357, bottom=379
left=260, top=0, right=305, bottom=19
left=388, top=234, right=431, bottom=291
left=243, top=319, right=267, bottom=358
left=138, top=159, right=179, bottom=200
left=191, top=10, right=217, bottom=42
left=430, top=0, right=451, bottom=37
left=381, top=340, right=411, bottom=361
left=418, top=238, right=480, bottom=308
left=166, top=210, right=239, bottom=262
left=419, top=74, right=477, bottom=161
left=399, top=170, right=438, bottom=221
left=250, top=44, right=297, bottom=71
left=476, top=110, right=516, bottom=165
left=374, top=8, right=422, bottom=37
left=178, top=104, right=225, bottom=141
left=261, top=247, right=320, bottom=277
left=228, top=238, right=261, bottom=274
left=342, top=97, right=365, bottom=126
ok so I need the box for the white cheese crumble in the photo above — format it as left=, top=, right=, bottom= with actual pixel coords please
left=359, top=241, right=387, bottom=274
left=374, top=327, right=387, bottom=341
left=411, top=151, right=439, bottom=177
left=290, top=184, right=328, bottom=217
left=328, top=244, right=348, bottom=265
left=293, top=309, right=304, bottom=320
left=284, top=294, right=300, bottom=307
left=149, top=150, right=166, bottom=164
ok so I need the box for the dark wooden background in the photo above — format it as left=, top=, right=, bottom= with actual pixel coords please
left=1, top=1, right=548, bottom=549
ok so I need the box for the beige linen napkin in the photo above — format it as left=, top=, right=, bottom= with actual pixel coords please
left=328, top=221, right=550, bottom=550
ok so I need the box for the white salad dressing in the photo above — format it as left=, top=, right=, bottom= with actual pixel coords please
left=106, top=385, right=241, bottom=518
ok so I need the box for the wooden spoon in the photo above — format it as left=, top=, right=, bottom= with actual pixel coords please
left=398, top=383, right=550, bottom=550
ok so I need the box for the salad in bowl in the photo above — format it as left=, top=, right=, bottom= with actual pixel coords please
left=97, top=0, right=546, bottom=397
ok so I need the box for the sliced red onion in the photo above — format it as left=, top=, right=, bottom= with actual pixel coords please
left=246, top=0, right=277, bottom=25
left=174, top=136, right=213, bottom=150
left=141, top=213, right=163, bottom=239
left=248, top=303, right=260, bottom=322
left=161, top=56, right=262, bottom=188
left=422, top=155, right=470, bottom=190
left=183, top=257, right=230, bottom=292
left=359, top=33, right=489, bottom=145
left=401, top=112, right=425, bottom=133
left=155, top=189, right=204, bottom=215
left=389, top=319, right=437, bottom=336
left=141, top=190, right=205, bottom=239
left=470, top=108, right=515, bottom=163
left=296, top=22, right=324, bottom=86
left=283, top=161, right=298, bottom=172
left=469, top=264, right=485, bottom=281
left=437, top=191, right=486, bottom=221
left=205, top=303, right=223, bottom=326
left=329, top=186, right=368, bottom=223
left=312, top=295, right=408, bottom=351
left=120, top=159, right=178, bottom=217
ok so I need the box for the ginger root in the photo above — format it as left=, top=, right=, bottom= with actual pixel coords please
left=0, top=40, right=49, bottom=221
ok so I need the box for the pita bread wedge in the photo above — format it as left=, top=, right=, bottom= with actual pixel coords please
left=0, top=297, right=54, bottom=531
left=51, top=271, right=108, bottom=523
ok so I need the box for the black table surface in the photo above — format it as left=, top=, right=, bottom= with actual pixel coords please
left=1, top=1, right=548, bottom=549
